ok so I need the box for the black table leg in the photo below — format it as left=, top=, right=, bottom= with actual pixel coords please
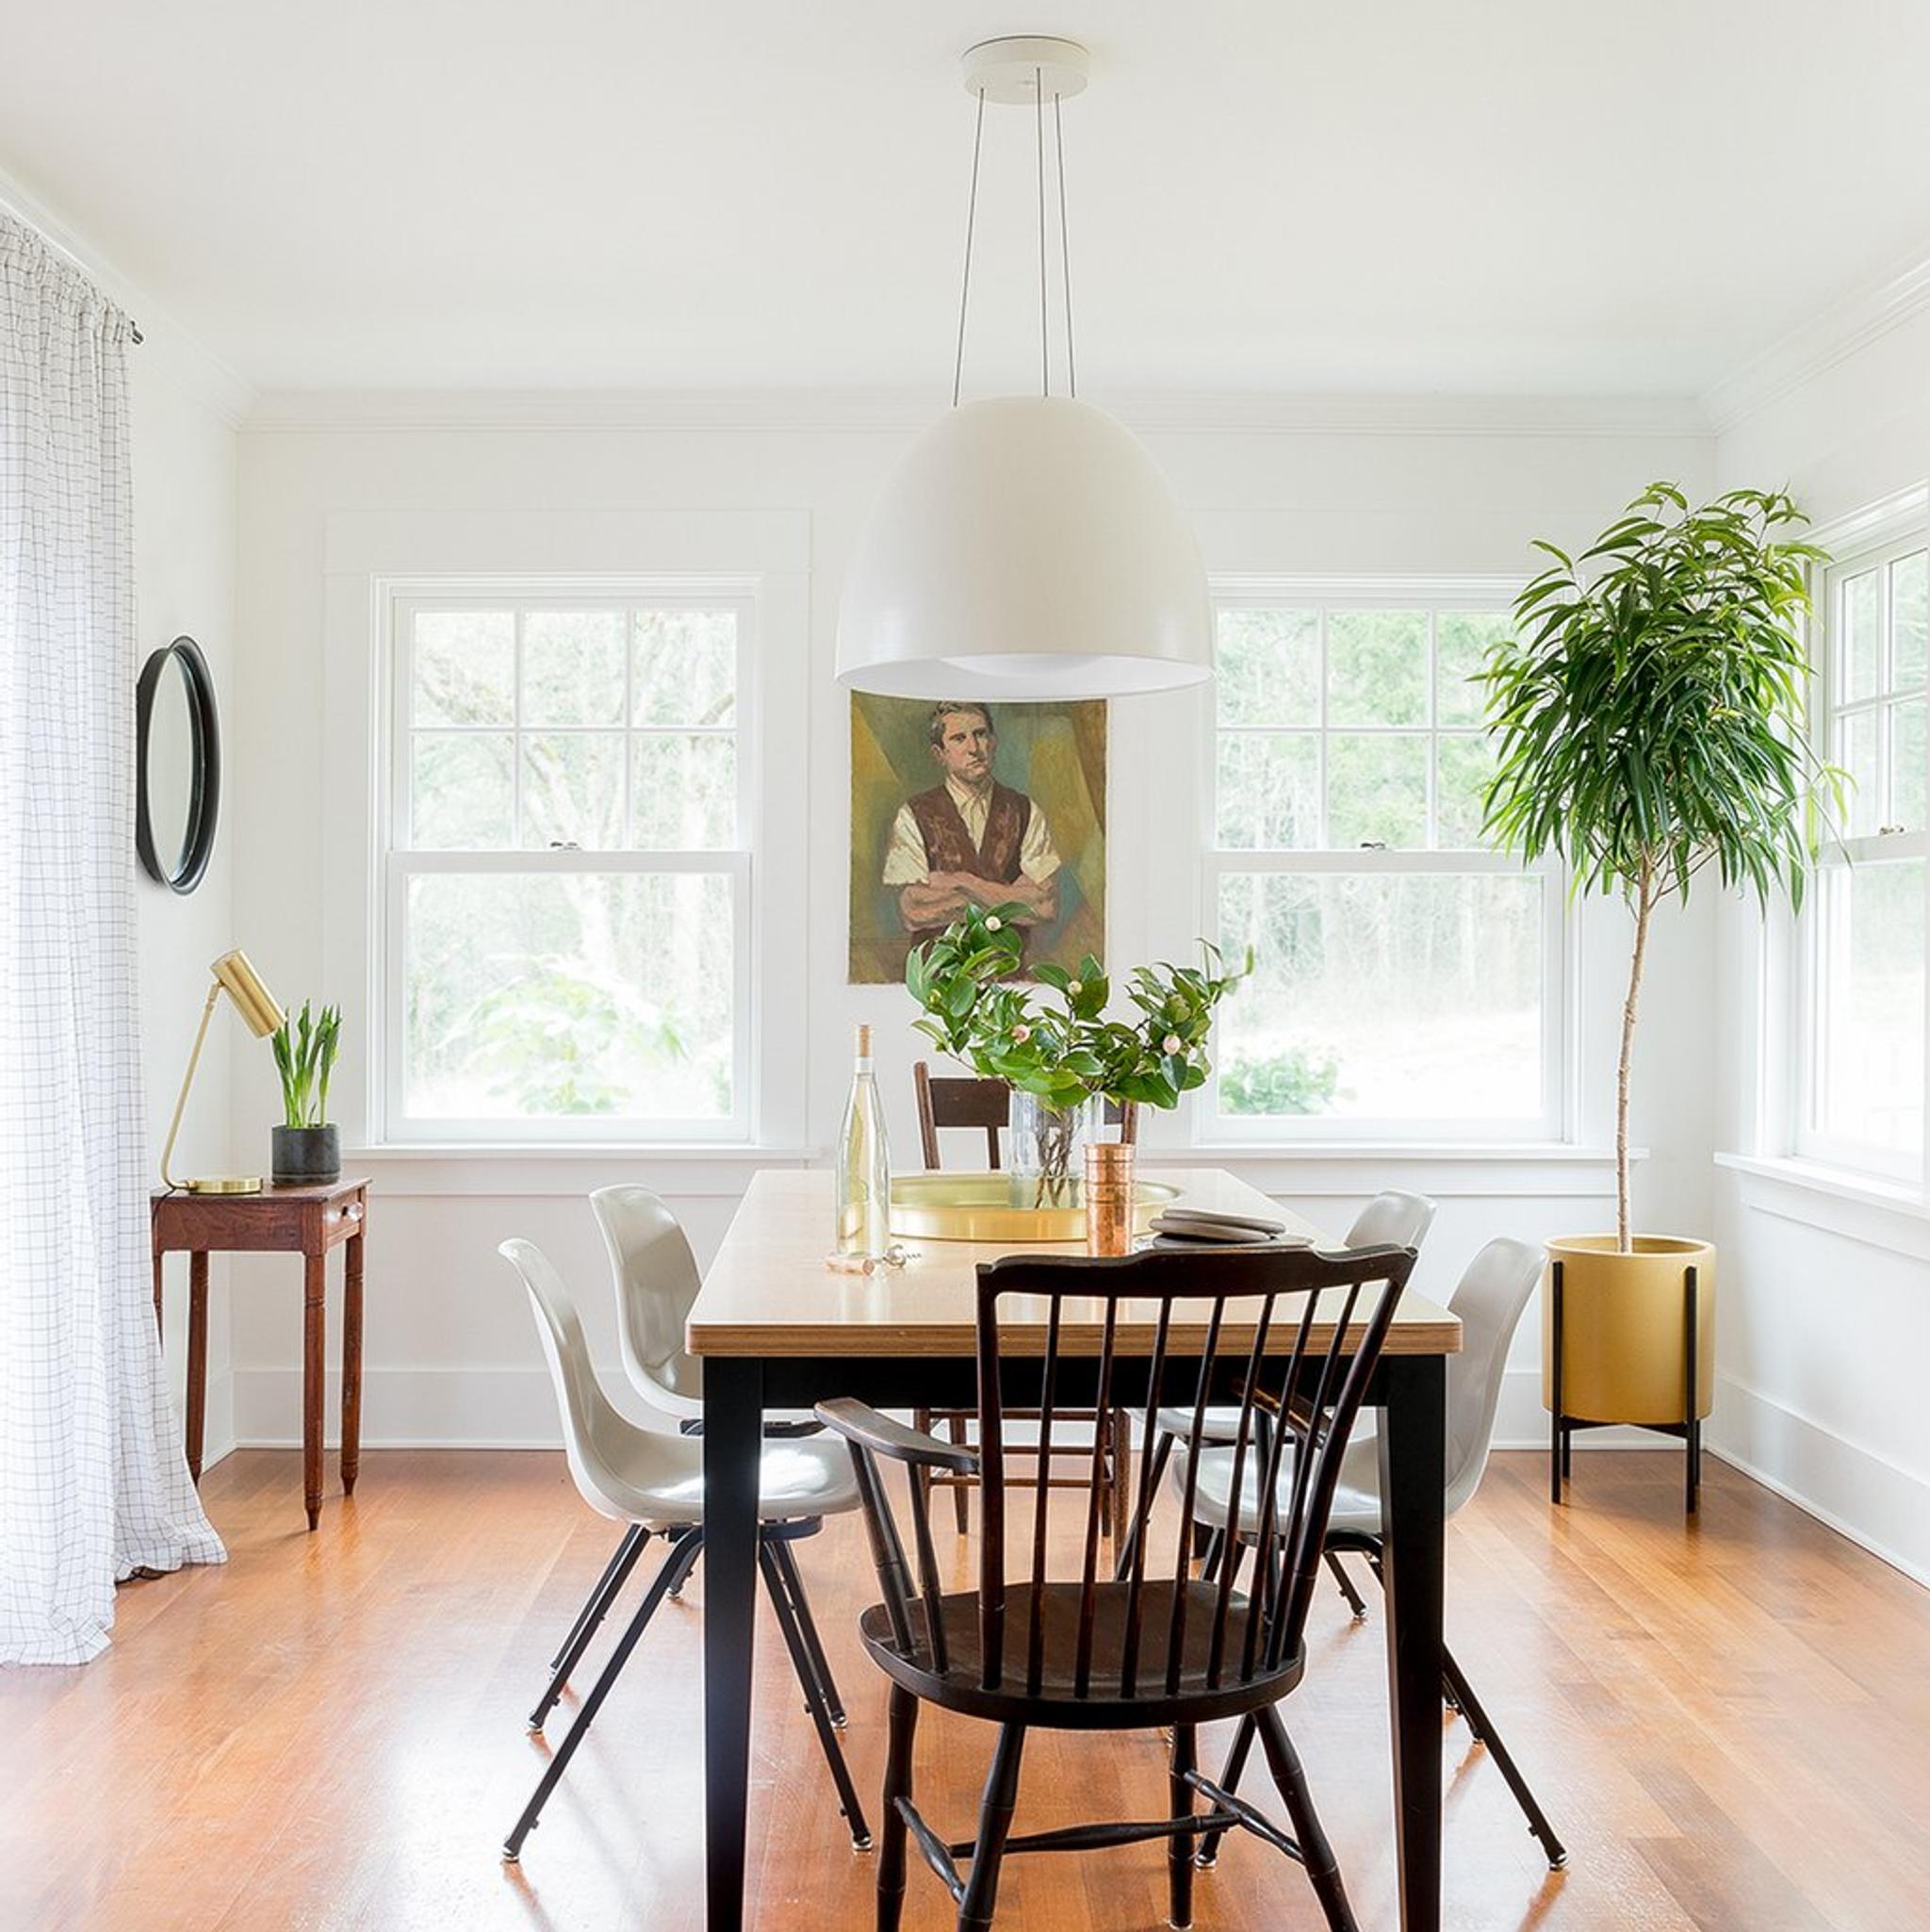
left=1379, top=1353, right=1446, bottom=1932
left=704, top=1355, right=763, bottom=1932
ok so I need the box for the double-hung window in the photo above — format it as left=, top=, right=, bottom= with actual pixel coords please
left=1799, top=531, right=1929, bottom=1179
left=1205, top=588, right=1564, bottom=1139
left=383, top=591, right=754, bottom=1141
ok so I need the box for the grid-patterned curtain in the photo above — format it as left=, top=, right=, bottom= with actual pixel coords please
left=0, top=211, right=223, bottom=1665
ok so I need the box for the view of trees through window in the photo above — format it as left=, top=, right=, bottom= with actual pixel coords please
left=1807, top=544, right=1929, bottom=1170
left=1211, top=601, right=1550, bottom=1127
left=394, top=601, right=744, bottom=1129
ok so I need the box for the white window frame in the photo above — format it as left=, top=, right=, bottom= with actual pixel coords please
left=1200, top=578, right=1568, bottom=1144
left=1795, top=496, right=1930, bottom=1186
left=377, top=581, right=762, bottom=1145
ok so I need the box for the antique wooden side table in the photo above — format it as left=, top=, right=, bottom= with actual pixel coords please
left=150, top=1178, right=369, bottom=1531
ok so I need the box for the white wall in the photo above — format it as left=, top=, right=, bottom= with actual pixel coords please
left=1710, top=308, right=1930, bottom=1583
left=222, top=399, right=1715, bottom=1457
left=130, top=346, right=243, bottom=1458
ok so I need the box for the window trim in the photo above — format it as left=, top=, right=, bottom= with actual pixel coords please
left=375, top=581, right=764, bottom=1147
left=1198, top=579, right=1568, bottom=1144
left=1794, top=499, right=1930, bottom=1185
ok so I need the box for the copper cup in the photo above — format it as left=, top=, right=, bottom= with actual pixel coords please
left=1085, top=1141, right=1137, bottom=1256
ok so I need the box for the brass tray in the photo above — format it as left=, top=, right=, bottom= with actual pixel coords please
left=889, top=1171, right=1183, bottom=1243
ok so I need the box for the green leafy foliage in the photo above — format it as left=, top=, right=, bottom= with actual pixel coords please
left=1218, top=1047, right=1344, bottom=1117
left=450, top=960, right=695, bottom=1117
left=270, top=1001, right=342, bottom=1129
left=906, top=903, right=1251, bottom=1111
left=1480, top=482, right=1840, bottom=1245
left=1480, top=482, right=1840, bottom=910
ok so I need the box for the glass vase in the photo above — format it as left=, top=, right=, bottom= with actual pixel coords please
left=1007, top=1089, right=1103, bottom=1209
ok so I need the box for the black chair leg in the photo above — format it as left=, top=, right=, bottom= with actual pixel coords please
left=1255, top=1707, right=1358, bottom=1932
left=664, top=1527, right=706, bottom=1600
left=770, top=1535, right=847, bottom=1727
left=1115, top=1427, right=1175, bottom=1580
left=1194, top=1712, right=1259, bottom=1868
left=503, top=1528, right=690, bottom=1860
left=957, top=1722, right=1026, bottom=1931
left=1441, top=1642, right=1567, bottom=1868
left=877, top=1685, right=918, bottom=1932
left=1324, top=1548, right=1368, bottom=1620
left=548, top=1523, right=645, bottom=1670
left=1198, top=1528, right=1227, bottom=1585
left=1169, top=1723, right=1198, bottom=1930
left=758, top=1541, right=872, bottom=1849
left=530, top=1523, right=650, bottom=1731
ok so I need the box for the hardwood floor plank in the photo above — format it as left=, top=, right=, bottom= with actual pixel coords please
left=4, top=1449, right=1925, bottom=1931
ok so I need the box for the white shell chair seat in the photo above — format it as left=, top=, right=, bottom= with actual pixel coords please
left=499, top=1237, right=868, bottom=1862
left=589, top=1182, right=820, bottom=1434
left=512, top=1236, right=857, bottom=1525
left=1173, top=1234, right=1538, bottom=1542
left=1170, top=1235, right=1567, bottom=1870
left=1145, top=1191, right=1441, bottom=1459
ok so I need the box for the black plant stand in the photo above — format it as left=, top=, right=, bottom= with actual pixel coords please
left=1549, top=1258, right=1703, bottom=1514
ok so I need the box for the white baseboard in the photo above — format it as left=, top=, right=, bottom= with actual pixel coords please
left=230, top=1362, right=1671, bottom=1457
left=231, top=1365, right=572, bottom=1449
left=1708, top=1374, right=1930, bottom=1588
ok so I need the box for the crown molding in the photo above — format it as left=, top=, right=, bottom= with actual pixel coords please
left=243, top=384, right=1711, bottom=439
left=1703, top=246, right=1930, bottom=436
left=0, top=164, right=255, bottom=428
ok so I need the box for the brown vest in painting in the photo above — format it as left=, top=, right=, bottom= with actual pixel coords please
left=908, top=780, right=1032, bottom=958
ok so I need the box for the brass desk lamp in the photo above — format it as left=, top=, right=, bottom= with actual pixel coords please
left=160, top=948, right=286, bottom=1194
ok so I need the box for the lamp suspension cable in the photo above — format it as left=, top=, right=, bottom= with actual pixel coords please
left=1036, top=67, right=1050, bottom=397
left=951, top=88, right=988, bottom=408
left=1054, top=91, right=1076, bottom=399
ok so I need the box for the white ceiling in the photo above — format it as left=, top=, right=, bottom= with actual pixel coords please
left=5, top=1, right=1930, bottom=399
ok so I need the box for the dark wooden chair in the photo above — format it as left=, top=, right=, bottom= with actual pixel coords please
left=817, top=1240, right=1415, bottom=1932
left=911, top=1062, right=1137, bottom=1540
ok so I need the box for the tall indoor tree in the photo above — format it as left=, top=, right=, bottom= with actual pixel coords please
left=1482, top=482, right=1838, bottom=1251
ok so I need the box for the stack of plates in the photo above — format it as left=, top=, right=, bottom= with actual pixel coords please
left=1143, top=1207, right=1311, bottom=1250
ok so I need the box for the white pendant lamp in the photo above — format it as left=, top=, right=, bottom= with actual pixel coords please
left=837, top=38, right=1211, bottom=702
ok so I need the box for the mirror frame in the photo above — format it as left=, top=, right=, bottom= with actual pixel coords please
left=136, top=635, right=221, bottom=894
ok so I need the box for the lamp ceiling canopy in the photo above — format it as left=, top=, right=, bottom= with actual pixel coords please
left=836, top=36, right=1211, bottom=702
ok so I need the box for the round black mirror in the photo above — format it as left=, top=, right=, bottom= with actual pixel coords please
left=136, top=636, right=221, bottom=893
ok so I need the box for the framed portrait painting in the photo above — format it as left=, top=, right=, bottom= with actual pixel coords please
left=848, top=695, right=1106, bottom=985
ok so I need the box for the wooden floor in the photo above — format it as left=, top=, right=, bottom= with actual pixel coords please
left=6, top=1449, right=1927, bottom=1932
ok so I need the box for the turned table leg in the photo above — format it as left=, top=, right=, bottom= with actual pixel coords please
left=342, top=1226, right=364, bottom=1498
left=186, top=1253, right=209, bottom=1483
left=303, top=1250, right=326, bottom=1531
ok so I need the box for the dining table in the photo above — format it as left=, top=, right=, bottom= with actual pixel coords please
left=686, top=1166, right=1462, bottom=1932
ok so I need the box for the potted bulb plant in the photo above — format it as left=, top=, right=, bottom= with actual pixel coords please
left=270, top=1000, right=343, bottom=1184
left=1481, top=482, right=1837, bottom=1493
left=908, top=903, right=1249, bottom=1206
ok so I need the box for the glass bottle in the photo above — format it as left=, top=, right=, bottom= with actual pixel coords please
left=835, top=1023, right=892, bottom=1258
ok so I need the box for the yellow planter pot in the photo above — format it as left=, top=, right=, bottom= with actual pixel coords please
left=1542, top=1236, right=1716, bottom=1426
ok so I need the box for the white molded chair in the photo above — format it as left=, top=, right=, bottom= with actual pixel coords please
left=1177, top=1236, right=1566, bottom=1870
left=1119, top=1189, right=1439, bottom=1576
left=499, top=1236, right=872, bottom=1862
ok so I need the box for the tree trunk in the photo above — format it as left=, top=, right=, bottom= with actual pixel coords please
left=1616, top=872, right=1655, bottom=1254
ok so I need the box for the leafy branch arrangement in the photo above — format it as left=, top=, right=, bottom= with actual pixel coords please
left=1480, top=482, right=1839, bottom=1249
left=271, top=1001, right=342, bottom=1130
left=907, top=903, right=1250, bottom=1177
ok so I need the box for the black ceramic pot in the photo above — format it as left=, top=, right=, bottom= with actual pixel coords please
left=272, top=1124, right=341, bottom=1184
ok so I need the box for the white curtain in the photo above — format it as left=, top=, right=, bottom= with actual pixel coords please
left=0, top=212, right=223, bottom=1666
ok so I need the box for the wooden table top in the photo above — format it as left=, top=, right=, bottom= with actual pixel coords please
left=687, top=1168, right=1461, bottom=1360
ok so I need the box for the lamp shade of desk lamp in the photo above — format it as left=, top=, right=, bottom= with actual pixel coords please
left=159, top=948, right=286, bottom=1194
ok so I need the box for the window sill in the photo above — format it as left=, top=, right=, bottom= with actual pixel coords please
left=342, top=1144, right=815, bottom=1198
left=1715, top=1152, right=1930, bottom=1259
left=1158, top=1142, right=1637, bottom=1200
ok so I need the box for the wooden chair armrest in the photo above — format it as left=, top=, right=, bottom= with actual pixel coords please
left=815, top=1398, right=980, bottom=1474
